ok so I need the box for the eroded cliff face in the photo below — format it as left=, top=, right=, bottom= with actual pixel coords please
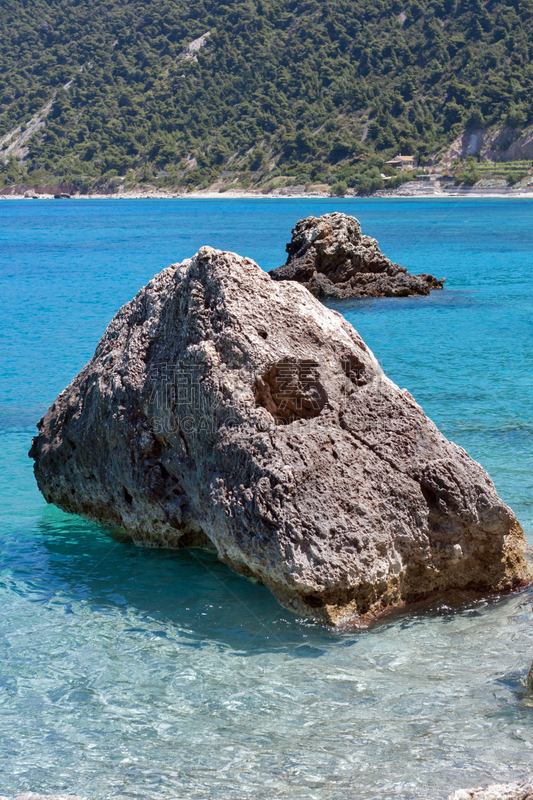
left=30, top=246, right=530, bottom=624
left=269, top=212, right=444, bottom=298
left=437, top=124, right=533, bottom=165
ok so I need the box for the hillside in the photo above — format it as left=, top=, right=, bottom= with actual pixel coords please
left=1, top=0, right=533, bottom=193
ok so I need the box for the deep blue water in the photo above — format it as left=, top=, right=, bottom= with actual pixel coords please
left=1, top=197, right=533, bottom=800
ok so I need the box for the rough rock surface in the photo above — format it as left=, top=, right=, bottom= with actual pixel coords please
left=448, top=777, right=533, bottom=800
left=30, top=246, right=531, bottom=624
left=269, top=212, right=444, bottom=298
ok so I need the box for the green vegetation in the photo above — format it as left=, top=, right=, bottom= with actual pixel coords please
left=1, top=0, right=533, bottom=191
left=448, top=156, right=532, bottom=186
left=506, top=170, right=528, bottom=184
left=454, top=167, right=482, bottom=186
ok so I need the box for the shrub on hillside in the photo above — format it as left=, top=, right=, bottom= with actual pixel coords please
left=506, top=171, right=527, bottom=186
left=354, top=167, right=384, bottom=194
left=330, top=180, right=348, bottom=196
left=454, top=168, right=481, bottom=186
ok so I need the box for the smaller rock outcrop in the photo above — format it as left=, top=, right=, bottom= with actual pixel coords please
left=448, top=776, right=533, bottom=800
left=269, top=212, right=444, bottom=298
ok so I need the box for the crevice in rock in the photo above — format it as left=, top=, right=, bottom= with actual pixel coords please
left=177, top=527, right=215, bottom=549
left=342, top=354, right=367, bottom=386
left=178, top=428, right=190, bottom=456
left=421, top=484, right=438, bottom=509
left=159, top=462, right=171, bottom=480
left=339, top=412, right=406, bottom=475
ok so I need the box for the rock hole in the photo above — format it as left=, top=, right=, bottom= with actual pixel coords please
left=123, top=488, right=133, bottom=505
left=421, top=484, right=438, bottom=509
left=303, top=593, right=323, bottom=609
left=254, top=358, right=327, bottom=424
left=257, top=329, right=268, bottom=339
left=178, top=529, right=214, bottom=549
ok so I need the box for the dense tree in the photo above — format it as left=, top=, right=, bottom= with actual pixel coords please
left=0, top=0, right=532, bottom=189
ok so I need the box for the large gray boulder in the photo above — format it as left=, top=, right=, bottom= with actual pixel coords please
left=30, top=246, right=531, bottom=624
left=269, top=211, right=444, bottom=298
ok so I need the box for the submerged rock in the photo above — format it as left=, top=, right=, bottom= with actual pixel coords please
left=448, top=777, right=533, bottom=800
left=269, top=212, right=444, bottom=298
left=0, top=795, right=85, bottom=800
left=30, top=246, right=530, bottom=624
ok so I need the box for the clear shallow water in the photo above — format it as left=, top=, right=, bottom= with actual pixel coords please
left=1, top=198, right=533, bottom=799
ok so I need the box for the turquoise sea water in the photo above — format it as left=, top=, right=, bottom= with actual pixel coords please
left=1, top=198, right=533, bottom=800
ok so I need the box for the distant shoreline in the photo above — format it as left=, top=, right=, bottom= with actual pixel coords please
left=2, top=188, right=533, bottom=200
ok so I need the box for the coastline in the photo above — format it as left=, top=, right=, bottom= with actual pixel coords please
left=2, top=188, right=533, bottom=200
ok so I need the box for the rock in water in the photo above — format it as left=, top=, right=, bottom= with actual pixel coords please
left=448, top=777, right=533, bottom=800
left=269, top=211, right=444, bottom=298
left=0, top=795, right=86, bottom=800
left=30, top=246, right=530, bottom=625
